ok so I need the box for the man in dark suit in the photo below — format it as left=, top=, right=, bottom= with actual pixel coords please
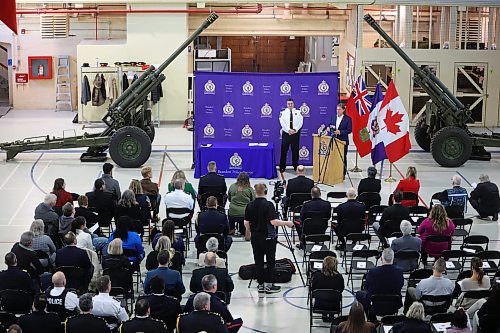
left=18, top=293, right=62, bottom=333
left=176, top=292, right=228, bottom=333
left=296, top=187, right=331, bottom=249
left=0, top=252, right=36, bottom=294
left=10, top=231, right=44, bottom=279
left=74, top=195, right=100, bottom=232
left=355, top=248, right=404, bottom=315
left=332, top=188, right=366, bottom=250
left=64, top=293, right=110, bottom=333
left=198, top=161, right=228, bottom=206
left=372, top=190, right=412, bottom=246
left=358, top=166, right=381, bottom=194
left=85, top=179, right=117, bottom=226
left=195, top=196, right=232, bottom=252
left=283, top=165, right=315, bottom=216
left=190, top=252, right=234, bottom=303
left=332, top=103, right=352, bottom=176
left=55, top=232, right=92, bottom=281
left=120, top=299, right=168, bottom=333
left=470, top=174, right=500, bottom=221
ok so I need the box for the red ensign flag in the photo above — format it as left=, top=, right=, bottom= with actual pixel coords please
left=0, top=0, right=18, bottom=35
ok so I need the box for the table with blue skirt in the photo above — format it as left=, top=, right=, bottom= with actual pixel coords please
left=194, top=142, right=277, bottom=179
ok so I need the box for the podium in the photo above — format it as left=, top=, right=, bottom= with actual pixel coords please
left=312, top=134, right=345, bottom=186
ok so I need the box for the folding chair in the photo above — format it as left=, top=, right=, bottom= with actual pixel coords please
left=357, top=192, right=381, bottom=211
left=424, top=235, right=452, bottom=262
left=394, top=250, right=420, bottom=274
left=461, top=235, right=489, bottom=256
left=477, top=250, right=500, bottom=276
left=302, top=217, right=330, bottom=261
left=430, top=312, right=454, bottom=324
left=420, top=294, right=452, bottom=316
left=103, top=267, right=134, bottom=312
left=347, top=249, right=380, bottom=290
left=368, top=205, right=388, bottom=224
left=380, top=314, right=406, bottom=326
left=199, top=192, right=226, bottom=209
left=326, top=191, right=346, bottom=210
left=456, top=289, right=491, bottom=308
left=441, top=249, right=466, bottom=274
left=368, top=294, right=402, bottom=318
left=0, top=311, right=17, bottom=329
left=307, top=250, right=337, bottom=285
left=122, top=249, right=143, bottom=292
left=287, top=193, right=311, bottom=220
left=409, top=205, right=428, bottom=220
left=452, top=218, right=473, bottom=245
left=0, top=290, right=32, bottom=315
left=166, top=207, right=193, bottom=252
left=309, top=289, right=342, bottom=333
left=56, top=266, right=89, bottom=295
left=402, top=192, right=419, bottom=207
left=407, top=268, right=433, bottom=288
left=341, top=233, right=371, bottom=269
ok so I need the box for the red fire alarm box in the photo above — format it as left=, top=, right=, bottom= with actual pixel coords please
left=28, top=56, right=53, bottom=80
left=15, top=73, right=29, bottom=83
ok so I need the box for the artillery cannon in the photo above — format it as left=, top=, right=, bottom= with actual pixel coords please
left=0, top=13, right=219, bottom=168
left=364, top=14, right=500, bottom=167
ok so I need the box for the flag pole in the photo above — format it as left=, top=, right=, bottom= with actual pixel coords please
left=384, top=162, right=397, bottom=182
left=349, top=153, right=362, bottom=172
left=379, top=160, right=384, bottom=180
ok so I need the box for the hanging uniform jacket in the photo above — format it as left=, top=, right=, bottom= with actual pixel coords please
left=91, top=74, right=105, bottom=106
left=151, top=83, right=163, bottom=104
left=81, top=75, right=91, bottom=105
left=122, top=73, right=129, bottom=92
left=100, top=74, right=107, bottom=100
left=107, top=77, right=119, bottom=102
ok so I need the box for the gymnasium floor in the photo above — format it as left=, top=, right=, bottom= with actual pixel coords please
left=0, top=109, right=499, bottom=332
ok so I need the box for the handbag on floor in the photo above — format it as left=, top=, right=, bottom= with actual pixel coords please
left=238, top=258, right=296, bottom=283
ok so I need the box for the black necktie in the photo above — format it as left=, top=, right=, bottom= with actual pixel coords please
left=289, top=109, right=294, bottom=131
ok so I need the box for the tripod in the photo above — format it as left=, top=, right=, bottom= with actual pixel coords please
left=317, top=133, right=354, bottom=187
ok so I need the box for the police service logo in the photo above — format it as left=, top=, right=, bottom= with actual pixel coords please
left=203, top=124, right=215, bottom=138
left=241, top=124, right=253, bottom=139
left=300, top=102, right=310, bottom=117
left=260, top=103, right=273, bottom=118
left=319, top=141, right=328, bottom=155
left=204, top=80, right=215, bottom=95
left=229, top=153, right=243, bottom=168
left=280, top=81, right=292, bottom=96
left=318, top=80, right=330, bottom=95
left=222, top=102, right=234, bottom=117
left=299, top=146, right=310, bottom=160
left=242, top=81, right=254, bottom=96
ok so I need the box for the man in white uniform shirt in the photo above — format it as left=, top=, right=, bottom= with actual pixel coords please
left=279, top=98, right=304, bottom=179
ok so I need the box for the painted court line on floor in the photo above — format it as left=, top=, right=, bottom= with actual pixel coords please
left=0, top=161, right=23, bottom=190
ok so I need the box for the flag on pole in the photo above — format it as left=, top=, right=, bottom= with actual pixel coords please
left=345, top=76, right=372, bottom=157
left=0, top=0, right=18, bottom=35
left=368, top=82, right=387, bottom=164
left=371, top=81, right=411, bottom=163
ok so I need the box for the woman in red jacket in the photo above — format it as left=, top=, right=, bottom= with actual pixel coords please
left=51, top=178, right=73, bottom=211
left=394, top=166, right=420, bottom=206
left=417, top=204, right=455, bottom=265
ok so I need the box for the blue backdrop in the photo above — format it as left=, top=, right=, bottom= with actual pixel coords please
left=194, top=71, right=339, bottom=168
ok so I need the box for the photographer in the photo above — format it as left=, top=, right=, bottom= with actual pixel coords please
left=282, top=165, right=315, bottom=217
left=244, top=183, right=294, bottom=296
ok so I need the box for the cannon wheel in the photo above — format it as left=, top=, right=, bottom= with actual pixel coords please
left=109, top=126, right=152, bottom=168
left=430, top=126, right=472, bottom=167
left=414, top=116, right=431, bottom=152
left=145, top=122, right=155, bottom=142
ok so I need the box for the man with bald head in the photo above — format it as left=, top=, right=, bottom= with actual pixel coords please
left=190, top=252, right=234, bottom=303
left=295, top=187, right=331, bottom=249
left=45, top=271, right=79, bottom=315
left=434, top=174, right=468, bottom=218
left=283, top=165, right=315, bottom=216
left=332, top=187, right=366, bottom=250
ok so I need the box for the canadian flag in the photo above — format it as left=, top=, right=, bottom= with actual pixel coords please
left=370, top=81, right=411, bottom=163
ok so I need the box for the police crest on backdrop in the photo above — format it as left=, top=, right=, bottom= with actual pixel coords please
left=300, top=102, right=311, bottom=117
left=242, top=81, right=254, bottom=96
left=280, top=81, right=292, bottom=96
left=203, top=124, right=215, bottom=138
left=261, top=103, right=273, bottom=118
left=299, top=146, right=310, bottom=161
left=241, top=124, right=253, bottom=139
left=223, top=102, right=235, bottom=117
left=204, top=80, right=216, bottom=95
left=318, top=80, right=330, bottom=95
left=229, top=153, right=243, bottom=169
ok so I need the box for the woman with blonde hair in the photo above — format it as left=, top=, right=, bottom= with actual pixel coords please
left=30, top=219, right=56, bottom=266
left=227, top=172, right=255, bottom=235
left=311, top=256, right=344, bottom=316
left=146, top=235, right=177, bottom=271
left=102, top=238, right=132, bottom=270
left=129, top=179, right=151, bottom=225
left=392, top=301, right=432, bottom=333
left=417, top=204, right=455, bottom=265
left=167, top=170, right=197, bottom=199
left=115, top=189, right=143, bottom=234
left=393, top=166, right=420, bottom=206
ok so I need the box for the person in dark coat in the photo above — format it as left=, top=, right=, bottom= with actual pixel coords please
left=101, top=238, right=132, bottom=271
left=0, top=252, right=37, bottom=294
left=469, top=174, right=500, bottom=221
left=65, top=293, right=110, bottom=333
left=332, top=188, right=366, bottom=250
left=86, top=179, right=117, bottom=227
left=55, top=232, right=92, bottom=281
left=332, top=103, right=352, bottom=176
left=74, top=195, right=100, bottom=231
left=391, top=301, right=432, bottom=333
left=176, top=292, right=228, bottom=333
left=195, top=196, right=232, bottom=252
left=10, top=232, right=44, bottom=279
left=119, top=299, right=168, bottom=333
left=101, top=163, right=121, bottom=201
left=310, top=256, right=344, bottom=315
left=197, top=161, right=227, bottom=206
left=34, top=194, right=59, bottom=235
left=297, top=186, right=331, bottom=248
left=373, top=190, right=412, bottom=246
left=190, top=252, right=234, bottom=303
left=283, top=165, right=315, bottom=215
left=358, top=166, right=381, bottom=195
left=18, top=293, right=62, bottom=333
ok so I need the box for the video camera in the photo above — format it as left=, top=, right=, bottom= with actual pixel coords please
left=269, top=180, right=285, bottom=204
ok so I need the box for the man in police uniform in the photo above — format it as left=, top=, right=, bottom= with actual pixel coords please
left=198, top=161, right=228, bottom=206
left=279, top=98, right=304, bottom=179
left=45, top=271, right=79, bottom=318
left=177, top=292, right=228, bottom=333
left=120, top=299, right=168, bottom=333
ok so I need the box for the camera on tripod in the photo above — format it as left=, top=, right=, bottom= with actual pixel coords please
left=269, top=180, right=285, bottom=204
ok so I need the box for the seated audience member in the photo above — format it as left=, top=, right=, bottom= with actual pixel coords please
left=434, top=174, right=468, bottom=218
left=334, top=301, right=376, bottom=333
left=164, top=179, right=194, bottom=222
left=373, top=190, right=412, bottom=246
left=151, top=219, right=185, bottom=265
left=391, top=301, right=432, bottom=333
left=456, top=257, right=490, bottom=310
left=467, top=283, right=500, bottom=333
left=417, top=204, right=455, bottom=265
left=11, top=231, right=44, bottom=279
left=310, top=256, right=344, bottom=321
left=144, top=250, right=185, bottom=298
left=30, top=219, right=56, bottom=266
left=71, top=216, right=108, bottom=254
left=403, top=258, right=454, bottom=313
left=55, top=232, right=93, bottom=281
left=142, top=276, right=182, bottom=333
left=18, top=293, right=62, bottom=333
left=59, top=202, right=75, bottom=235
left=119, top=299, right=168, bottom=333
left=34, top=193, right=59, bottom=235
left=7, top=325, right=22, bottom=333
left=391, top=220, right=422, bottom=272
left=177, top=292, right=228, bottom=333
left=45, top=271, right=79, bottom=316
left=358, top=166, right=381, bottom=195
left=168, top=170, right=197, bottom=200
left=297, top=186, right=331, bottom=249
left=332, top=187, right=366, bottom=250
left=145, top=236, right=180, bottom=272
left=447, top=308, right=472, bottom=333
left=86, top=179, right=117, bottom=226
left=197, top=161, right=227, bottom=206
left=0, top=252, right=36, bottom=294
left=74, top=195, right=99, bottom=232
left=65, top=293, right=109, bottom=333
left=195, top=196, right=232, bottom=252
left=393, top=166, right=420, bottom=207
left=129, top=179, right=152, bottom=225
left=191, top=252, right=234, bottom=303
left=227, top=172, right=255, bottom=236
left=185, top=275, right=242, bottom=332
left=101, top=162, right=121, bottom=200
left=197, top=237, right=226, bottom=268
left=115, top=190, right=144, bottom=234
left=102, top=238, right=132, bottom=271
left=108, top=216, right=145, bottom=263
left=283, top=165, right=315, bottom=215
left=355, top=248, right=404, bottom=314
left=51, top=178, right=74, bottom=213
left=469, top=174, right=500, bottom=221
left=91, top=275, right=129, bottom=329
left=141, top=166, right=161, bottom=220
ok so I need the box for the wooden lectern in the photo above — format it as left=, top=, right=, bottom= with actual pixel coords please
left=312, top=134, right=345, bottom=186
